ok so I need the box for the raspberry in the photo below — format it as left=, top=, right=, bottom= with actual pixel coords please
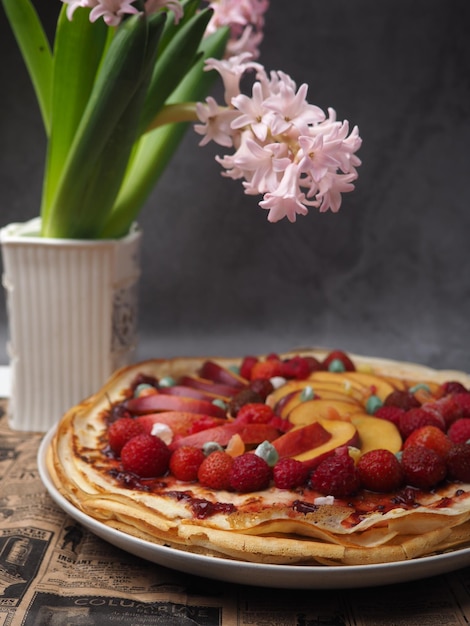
left=357, top=449, right=404, bottom=493
left=273, top=458, right=310, bottom=489
left=280, top=356, right=311, bottom=380
left=108, top=417, right=144, bottom=455
left=398, top=408, right=445, bottom=440
left=442, top=381, right=468, bottom=395
left=197, top=451, right=233, bottom=490
left=404, top=425, right=452, bottom=459
left=228, top=388, right=263, bottom=417
left=401, top=445, right=447, bottom=490
left=250, top=359, right=283, bottom=381
left=120, top=434, right=171, bottom=478
left=310, top=448, right=360, bottom=497
left=169, top=446, right=205, bottom=481
left=229, top=453, right=272, bottom=492
left=249, top=378, right=274, bottom=400
left=373, top=405, right=405, bottom=427
left=384, top=390, right=420, bottom=411
left=448, top=418, right=470, bottom=444
left=304, top=356, right=323, bottom=373
left=446, top=443, right=470, bottom=482
left=240, top=355, right=258, bottom=380
left=235, top=402, right=275, bottom=424
left=453, top=393, right=470, bottom=417
left=322, top=350, right=355, bottom=372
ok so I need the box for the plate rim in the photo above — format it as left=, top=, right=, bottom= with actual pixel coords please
left=37, top=425, right=470, bottom=589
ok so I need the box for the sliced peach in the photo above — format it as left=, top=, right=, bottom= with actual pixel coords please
left=169, top=421, right=279, bottom=451
left=126, top=393, right=226, bottom=418
left=351, top=414, right=402, bottom=455
left=271, top=421, right=332, bottom=458
left=340, top=371, right=397, bottom=401
left=279, top=390, right=360, bottom=420
left=268, top=380, right=317, bottom=406
left=136, top=412, right=226, bottom=437
left=288, top=399, right=364, bottom=426
left=237, top=423, right=280, bottom=445
left=269, top=379, right=361, bottom=410
left=159, top=384, right=228, bottom=402
left=199, top=360, right=246, bottom=387
left=380, top=375, right=408, bottom=391
left=307, top=371, right=368, bottom=402
left=178, top=375, right=241, bottom=398
left=293, top=420, right=359, bottom=468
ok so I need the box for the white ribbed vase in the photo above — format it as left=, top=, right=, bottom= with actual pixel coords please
left=0, top=217, right=141, bottom=432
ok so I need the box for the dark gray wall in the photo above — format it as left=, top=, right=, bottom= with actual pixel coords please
left=1, top=1, right=470, bottom=371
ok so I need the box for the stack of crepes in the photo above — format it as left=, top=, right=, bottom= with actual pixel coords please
left=46, top=350, right=470, bottom=566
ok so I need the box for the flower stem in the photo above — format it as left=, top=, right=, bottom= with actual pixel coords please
left=146, top=102, right=199, bottom=132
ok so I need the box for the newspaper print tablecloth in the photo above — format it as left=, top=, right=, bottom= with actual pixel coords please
left=1, top=405, right=470, bottom=626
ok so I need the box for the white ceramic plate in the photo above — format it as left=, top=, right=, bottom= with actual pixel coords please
left=38, top=427, right=470, bottom=589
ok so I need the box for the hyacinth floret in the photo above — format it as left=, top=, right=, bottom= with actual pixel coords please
left=195, top=58, right=362, bottom=222
left=61, top=0, right=183, bottom=25
left=6, top=0, right=361, bottom=236
left=61, top=1, right=268, bottom=56
left=204, top=0, right=269, bottom=58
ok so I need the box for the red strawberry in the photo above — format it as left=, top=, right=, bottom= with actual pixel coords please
left=250, top=359, right=283, bottom=381
left=401, top=445, right=447, bottom=490
left=108, top=417, right=144, bottom=455
left=169, top=446, right=205, bottom=482
left=403, top=425, right=452, bottom=459
left=240, top=355, right=258, bottom=380
left=423, top=395, right=463, bottom=428
left=310, top=448, right=360, bottom=497
left=120, top=434, right=171, bottom=478
left=446, top=443, right=470, bottom=482
left=273, top=457, right=310, bottom=489
left=398, top=408, right=445, bottom=440
left=357, top=449, right=404, bottom=493
left=280, top=356, right=311, bottom=380
left=229, top=453, right=272, bottom=492
left=448, top=418, right=470, bottom=444
left=235, top=402, right=275, bottom=424
left=373, top=405, right=405, bottom=427
left=322, top=350, right=355, bottom=372
left=197, top=451, right=233, bottom=490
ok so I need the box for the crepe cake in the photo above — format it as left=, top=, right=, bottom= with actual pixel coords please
left=46, top=349, right=470, bottom=565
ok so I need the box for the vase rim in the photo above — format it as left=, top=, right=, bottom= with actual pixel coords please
left=0, top=217, right=140, bottom=246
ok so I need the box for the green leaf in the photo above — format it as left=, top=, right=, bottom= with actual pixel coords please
left=40, top=7, right=108, bottom=228
left=42, top=12, right=165, bottom=239
left=157, top=0, right=202, bottom=53
left=99, top=26, right=230, bottom=238
left=2, top=0, right=53, bottom=134
left=138, top=7, right=213, bottom=134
